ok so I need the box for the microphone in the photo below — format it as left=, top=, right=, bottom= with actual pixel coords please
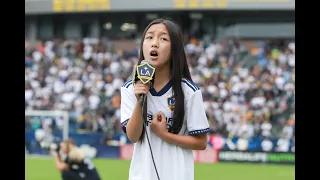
left=135, top=60, right=156, bottom=106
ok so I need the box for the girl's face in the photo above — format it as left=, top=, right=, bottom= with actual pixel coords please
left=142, top=23, right=171, bottom=70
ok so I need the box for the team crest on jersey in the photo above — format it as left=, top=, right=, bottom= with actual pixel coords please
left=136, top=62, right=155, bottom=84
left=167, top=96, right=175, bottom=112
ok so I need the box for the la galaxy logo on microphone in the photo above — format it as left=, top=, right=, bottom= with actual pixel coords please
left=167, top=95, right=175, bottom=112
left=136, top=61, right=156, bottom=84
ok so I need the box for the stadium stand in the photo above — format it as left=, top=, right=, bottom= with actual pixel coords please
left=25, top=36, right=295, bottom=152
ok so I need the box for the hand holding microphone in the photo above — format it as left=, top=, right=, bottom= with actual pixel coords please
left=134, top=60, right=156, bottom=102
left=134, top=81, right=150, bottom=101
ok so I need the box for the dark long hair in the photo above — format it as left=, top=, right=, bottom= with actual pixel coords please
left=135, top=18, right=193, bottom=142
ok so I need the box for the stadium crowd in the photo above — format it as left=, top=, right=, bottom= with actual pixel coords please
left=25, top=36, right=295, bottom=151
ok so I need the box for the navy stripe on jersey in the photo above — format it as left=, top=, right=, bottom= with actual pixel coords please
left=189, top=128, right=210, bottom=135
left=121, top=119, right=129, bottom=133
left=122, top=80, right=133, bottom=88
left=182, top=79, right=200, bottom=92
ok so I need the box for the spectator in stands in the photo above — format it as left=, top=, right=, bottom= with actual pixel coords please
left=261, top=119, right=272, bottom=137
left=261, top=136, right=273, bottom=152
left=236, top=133, right=249, bottom=151
left=275, top=133, right=290, bottom=152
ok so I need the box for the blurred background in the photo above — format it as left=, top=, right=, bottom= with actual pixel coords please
left=25, top=0, right=295, bottom=179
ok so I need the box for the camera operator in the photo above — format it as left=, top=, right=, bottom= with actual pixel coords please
left=50, top=139, right=101, bottom=180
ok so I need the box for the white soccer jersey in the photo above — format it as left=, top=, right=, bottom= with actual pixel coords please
left=121, top=78, right=209, bottom=180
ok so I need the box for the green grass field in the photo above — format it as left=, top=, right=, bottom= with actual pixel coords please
left=25, top=156, right=294, bottom=180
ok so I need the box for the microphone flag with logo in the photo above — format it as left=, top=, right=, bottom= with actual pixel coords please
left=135, top=60, right=156, bottom=84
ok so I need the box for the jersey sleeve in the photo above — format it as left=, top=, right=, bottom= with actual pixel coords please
left=185, top=90, right=210, bottom=135
left=120, top=82, right=136, bottom=133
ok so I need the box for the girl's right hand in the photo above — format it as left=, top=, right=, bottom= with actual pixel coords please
left=134, top=81, right=150, bottom=100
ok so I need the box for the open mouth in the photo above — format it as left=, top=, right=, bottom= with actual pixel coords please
left=150, top=50, right=158, bottom=58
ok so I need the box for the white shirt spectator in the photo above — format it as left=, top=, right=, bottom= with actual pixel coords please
left=261, top=121, right=272, bottom=137
left=104, top=83, right=116, bottom=98
left=49, top=66, right=58, bottom=75
left=45, top=76, right=55, bottom=86
left=60, top=57, right=70, bottom=67
left=222, top=111, right=234, bottom=125
left=207, top=85, right=218, bottom=94
left=251, top=96, right=266, bottom=107
left=42, top=118, right=53, bottom=130
left=202, top=67, right=212, bottom=78
left=226, top=122, right=239, bottom=136
left=72, top=80, right=83, bottom=93
left=185, top=43, right=196, bottom=54
left=197, top=55, right=208, bottom=67
left=288, top=42, right=295, bottom=51
left=89, top=94, right=100, bottom=110
left=83, top=45, right=93, bottom=60
left=109, top=61, right=121, bottom=75
left=55, top=117, right=64, bottom=130
left=236, top=137, right=248, bottom=151
left=30, top=80, right=40, bottom=89
left=246, top=123, right=255, bottom=139
left=238, top=68, right=249, bottom=78
left=278, top=53, right=287, bottom=65
left=288, top=54, right=295, bottom=67
left=98, top=116, right=105, bottom=127
left=58, top=70, right=69, bottom=79
left=96, top=80, right=105, bottom=91
left=275, top=76, right=285, bottom=90
left=213, top=109, right=223, bottom=122
left=218, top=82, right=226, bottom=89
left=230, top=75, right=240, bottom=85
left=89, top=72, right=97, bottom=81
left=276, top=137, right=290, bottom=152
left=205, top=43, right=217, bottom=59
left=112, top=78, right=125, bottom=90
left=25, top=89, right=33, bottom=101
left=61, top=92, right=77, bottom=104
left=237, top=122, right=250, bottom=137
left=53, top=80, right=65, bottom=94
left=219, top=88, right=228, bottom=99
left=32, top=51, right=42, bottom=62
left=191, top=73, right=201, bottom=85
left=231, top=84, right=241, bottom=94
left=121, top=59, right=133, bottom=72
left=74, top=95, right=85, bottom=112
left=223, top=100, right=233, bottom=111
left=261, top=138, right=273, bottom=152
left=238, top=81, right=250, bottom=91
left=283, top=125, right=294, bottom=139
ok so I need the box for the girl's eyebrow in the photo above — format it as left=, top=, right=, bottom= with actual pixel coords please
left=146, top=31, right=169, bottom=36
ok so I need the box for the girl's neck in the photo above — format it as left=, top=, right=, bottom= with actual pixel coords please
left=153, top=67, right=171, bottom=92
